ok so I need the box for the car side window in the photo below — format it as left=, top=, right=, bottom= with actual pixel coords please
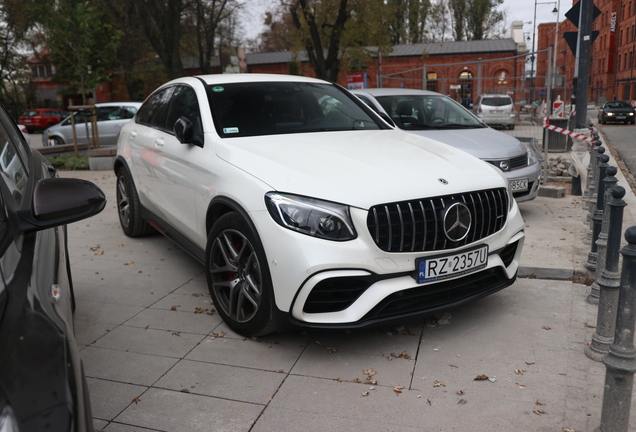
left=166, top=86, right=202, bottom=137
left=137, top=87, right=173, bottom=129
left=0, top=110, right=28, bottom=208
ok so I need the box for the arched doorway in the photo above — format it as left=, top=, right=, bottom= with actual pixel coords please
left=458, top=71, right=473, bottom=108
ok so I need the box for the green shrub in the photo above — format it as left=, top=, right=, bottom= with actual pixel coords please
left=47, top=154, right=90, bottom=170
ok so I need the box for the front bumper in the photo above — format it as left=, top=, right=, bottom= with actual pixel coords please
left=252, top=200, right=525, bottom=328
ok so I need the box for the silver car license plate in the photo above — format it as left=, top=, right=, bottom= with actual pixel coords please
left=415, top=245, right=488, bottom=283
left=509, top=179, right=528, bottom=191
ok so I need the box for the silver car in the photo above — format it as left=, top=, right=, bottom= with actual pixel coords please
left=351, top=88, right=541, bottom=202
left=474, top=94, right=516, bottom=129
left=42, top=102, right=142, bottom=146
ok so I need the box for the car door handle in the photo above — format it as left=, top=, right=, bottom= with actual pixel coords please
left=130, top=131, right=137, bottom=138
left=154, top=137, right=164, bottom=147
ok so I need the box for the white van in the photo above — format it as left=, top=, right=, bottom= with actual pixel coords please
left=475, top=94, right=516, bottom=129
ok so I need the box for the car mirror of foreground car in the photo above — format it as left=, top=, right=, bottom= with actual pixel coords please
left=17, top=178, right=106, bottom=233
left=174, top=116, right=204, bottom=147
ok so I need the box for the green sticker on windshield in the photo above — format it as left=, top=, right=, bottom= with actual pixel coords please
left=212, top=86, right=224, bottom=92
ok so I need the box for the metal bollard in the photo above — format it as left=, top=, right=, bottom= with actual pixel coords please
left=595, top=226, right=636, bottom=432
left=586, top=154, right=610, bottom=271
left=586, top=147, right=606, bottom=245
left=584, top=140, right=602, bottom=220
left=587, top=167, right=619, bottom=304
left=586, top=185, right=626, bottom=359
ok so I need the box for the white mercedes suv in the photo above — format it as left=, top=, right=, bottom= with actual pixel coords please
left=114, top=74, right=525, bottom=337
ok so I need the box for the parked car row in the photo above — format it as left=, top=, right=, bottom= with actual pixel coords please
left=6, top=74, right=537, bottom=430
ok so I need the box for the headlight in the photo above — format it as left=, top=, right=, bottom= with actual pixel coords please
left=265, top=193, right=357, bottom=241
left=0, top=406, right=19, bottom=432
left=629, top=112, right=634, bottom=116
left=520, top=141, right=538, bottom=165
left=607, top=112, right=614, bottom=116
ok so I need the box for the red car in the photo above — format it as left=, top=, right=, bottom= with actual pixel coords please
left=18, top=108, right=68, bottom=132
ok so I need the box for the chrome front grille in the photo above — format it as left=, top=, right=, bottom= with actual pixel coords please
left=486, top=154, right=528, bottom=171
left=366, top=188, right=508, bottom=253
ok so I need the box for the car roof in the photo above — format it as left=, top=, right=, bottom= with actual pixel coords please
left=174, top=73, right=330, bottom=87
left=351, top=88, right=445, bottom=97
left=479, top=94, right=511, bottom=98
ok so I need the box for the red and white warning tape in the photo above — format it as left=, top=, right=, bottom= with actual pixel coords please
left=542, top=117, right=594, bottom=142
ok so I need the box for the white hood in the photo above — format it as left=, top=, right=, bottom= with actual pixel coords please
left=214, top=129, right=507, bottom=209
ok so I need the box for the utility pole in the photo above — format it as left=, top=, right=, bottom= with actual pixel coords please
left=575, top=0, right=594, bottom=128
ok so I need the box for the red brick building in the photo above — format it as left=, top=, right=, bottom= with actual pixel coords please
left=247, top=36, right=529, bottom=104
left=537, top=0, right=636, bottom=104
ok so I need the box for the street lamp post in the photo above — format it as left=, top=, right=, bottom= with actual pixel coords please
left=531, top=0, right=559, bottom=105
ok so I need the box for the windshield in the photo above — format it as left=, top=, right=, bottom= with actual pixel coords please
left=606, top=101, right=632, bottom=109
left=375, top=94, right=485, bottom=130
left=207, top=81, right=383, bottom=138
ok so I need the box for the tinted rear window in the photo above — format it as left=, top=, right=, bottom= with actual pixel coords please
left=21, top=111, right=38, bottom=117
left=480, top=97, right=512, bottom=107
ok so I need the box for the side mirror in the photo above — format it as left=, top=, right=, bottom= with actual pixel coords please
left=174, top=116, right=203, bottom=147
left=18, top=178, right=106, bottom=233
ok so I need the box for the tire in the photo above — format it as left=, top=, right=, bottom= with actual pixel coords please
left=116, top=167, right=154, bottom=237
left=51, top=136, right=64, bottom=146
left=206, top=212, right=277, bottom=337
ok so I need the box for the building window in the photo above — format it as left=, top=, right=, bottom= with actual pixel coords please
left=30, top=65, right=53, bottom=78
left=426, top=72, right=438, bottom=92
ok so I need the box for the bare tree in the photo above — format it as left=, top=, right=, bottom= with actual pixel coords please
left=132, top=0, right=185, bottom=79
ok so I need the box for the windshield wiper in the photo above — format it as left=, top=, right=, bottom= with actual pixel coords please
left=428, top=123, right=486, bottom=129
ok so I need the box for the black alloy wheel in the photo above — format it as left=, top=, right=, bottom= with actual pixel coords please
left=116, top=167, right=154, bottom=237
left=206, top=212, right=276, bottom=337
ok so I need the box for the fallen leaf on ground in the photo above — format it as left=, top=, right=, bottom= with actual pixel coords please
left=542, top=326, right=552, bottom=330
left=449, top=364, right=458, bottom=368
left=211, top=331, right=226, bottom=338
left=515, top=369, right=525, bottom=375
left=363, top=369, right=376, bottom=377
left=94, top=251, right=104, bottom=256
left=457, top=390, right=464, bottom=395
left=535, top=400, right=545, bottom=405
left=326, top=347, right=337, bottom=354
left=533, top=409, right=546, bottom=415
left=526, top=362, right=535, bottom=365
left=433, top=380, right=445, bottom=387
left=562, top=428, right=576, bottom=432
left=516, top=382, right=526, bottom=387
left=132, top=397, right=141, bottom=404
left=123, top=261, right=134, bottom=265
left=361, top=391, right=369, bottom=397
left=474, top=374, right=489, bottom=380
left=458, top=399, right=467, bottom=405
left=393, top=386, right=405, bottom=394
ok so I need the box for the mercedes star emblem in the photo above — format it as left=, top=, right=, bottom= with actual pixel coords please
left=443, top=202, right=472, bottom=242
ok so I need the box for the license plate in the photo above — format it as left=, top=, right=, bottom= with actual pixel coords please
left=616, top=116, right=626, bottom=119
left=509, top=178, right=528, bottom=191
left=415, top=245, right=488, bottom=283
left=490, top=110, right=503, bottom=113
left=23, top=119, right=31, bottom=122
